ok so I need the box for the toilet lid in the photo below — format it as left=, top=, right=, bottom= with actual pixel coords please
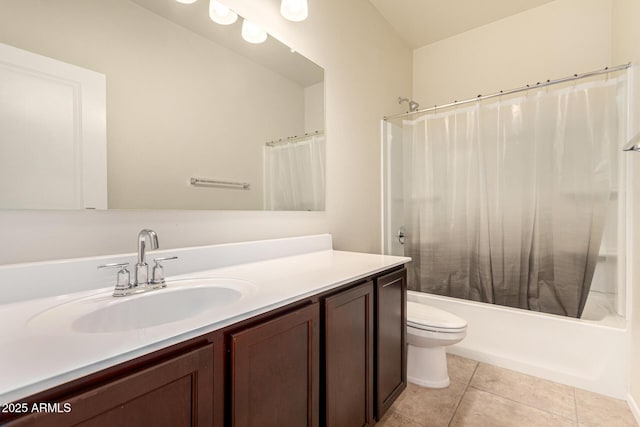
left=407, top=301, right=467, bottom=332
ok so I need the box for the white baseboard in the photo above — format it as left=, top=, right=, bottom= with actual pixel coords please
left=628, top=392, right=640, bottom=425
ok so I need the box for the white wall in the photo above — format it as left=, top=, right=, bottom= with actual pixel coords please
left=0, top=0, right=411, bottom=264
left=0, top=0, right=306, bottom=211
left=413, top=0, right=613, bottom=107
left=612, top=0, right=640, bottom=418
left=305, top=82, right=325, bottom=133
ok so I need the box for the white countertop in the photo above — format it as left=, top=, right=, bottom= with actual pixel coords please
left=0, top=235, right=409, bottom=405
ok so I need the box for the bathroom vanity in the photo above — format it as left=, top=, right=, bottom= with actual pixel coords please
left=0, top=235, right=409, bottom=426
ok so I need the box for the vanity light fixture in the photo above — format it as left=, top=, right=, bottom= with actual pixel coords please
left=241, top=19, right=267, bottom=44
left=280, top=0, right=308, bottom=22
left=175, top=0, right=198, bottom=4
left=209, top=0, right=238, bottom=25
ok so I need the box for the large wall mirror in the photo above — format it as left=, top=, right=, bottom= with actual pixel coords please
left=0, top=0, right=325, bottom=211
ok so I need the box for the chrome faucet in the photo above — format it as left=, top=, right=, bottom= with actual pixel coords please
left=134, top=229, right=159, bottom=286
left=98, top=229, right=178, bottom=297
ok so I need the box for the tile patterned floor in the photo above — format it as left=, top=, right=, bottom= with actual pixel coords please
left=378, top=354, right=638, bottom=427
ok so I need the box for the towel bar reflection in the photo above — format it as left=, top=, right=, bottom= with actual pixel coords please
left=190, top=177, right=250, bottom=190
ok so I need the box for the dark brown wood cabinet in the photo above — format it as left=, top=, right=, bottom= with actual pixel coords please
left=6, top=344, right=215, bottom=427
left=324, top=281, right=374, bottom=427
left=4, top=266, right=407, bottom=427
left=229, top=303, right=320, bottom=427
left=375, top=268, right=407, bottom=420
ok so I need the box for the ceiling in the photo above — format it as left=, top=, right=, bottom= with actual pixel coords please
left=369, top=0, right=556, bottom=49
left=131, top=0, right=323, bottom=87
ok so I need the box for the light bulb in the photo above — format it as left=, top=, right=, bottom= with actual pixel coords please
left=241, top=19, right=267, bottom=44
left=280, top=0, right=308, bottom=22
left=209, top=0, right=238, bottom=25
left=175, top=0, right=198, bottom=4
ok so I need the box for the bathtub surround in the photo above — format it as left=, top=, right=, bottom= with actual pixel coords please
left=408, top=290, right=628, bottom=399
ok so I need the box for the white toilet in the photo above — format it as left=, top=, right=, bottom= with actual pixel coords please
left=406, top=301, right=468, bottom=388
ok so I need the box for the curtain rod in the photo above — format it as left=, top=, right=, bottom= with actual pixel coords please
left=384, top=63, right=631, bottom=121
left=265, top=130, right=324, bottom=146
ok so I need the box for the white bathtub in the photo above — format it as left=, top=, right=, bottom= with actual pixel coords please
left=408, top=290, right=630, bottom=399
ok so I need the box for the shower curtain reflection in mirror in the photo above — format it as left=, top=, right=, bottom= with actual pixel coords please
left=399, top=76, right=626, bottom=318
left=264, top=133, right=326, bottom=211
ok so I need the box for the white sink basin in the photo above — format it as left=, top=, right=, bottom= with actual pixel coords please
left=28, top=278, right=254, bottom=334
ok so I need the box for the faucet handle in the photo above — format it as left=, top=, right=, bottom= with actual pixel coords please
left=153, top=256, right=178, bottom=263
left=98, top=262, right=129, bottom=269
left=152, top=256, right=178, bottom=285
left=98, top=263, right=131, bottom=297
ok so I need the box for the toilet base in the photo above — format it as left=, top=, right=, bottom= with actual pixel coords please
left=407, top=344, right=450, bottom=388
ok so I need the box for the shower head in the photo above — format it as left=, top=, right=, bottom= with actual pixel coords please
left=398, top=97, right=420, bottom=112
left=623, top=132, right=640, bottom=152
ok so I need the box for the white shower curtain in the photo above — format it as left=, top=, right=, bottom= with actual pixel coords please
left=264, top=134, right=326, bottom=211
left=403, top=77, right=626, bottom=317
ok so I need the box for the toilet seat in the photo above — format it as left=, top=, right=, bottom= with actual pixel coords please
left=407, top=301, right=467, bottom=333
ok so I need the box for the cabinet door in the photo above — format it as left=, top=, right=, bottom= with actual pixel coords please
left=375, top=268, right=407, bottom=419
left=8, top=344, right=215, bottom=427
left=230, top=303, right=320, bottom=427
left=324, top=281, right=374, bottom=427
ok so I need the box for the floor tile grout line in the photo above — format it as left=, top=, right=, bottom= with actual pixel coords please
left=447, top=360, right=480, bottom=427
left=465, top=384, right=578, bottom=423
left=392, top=355, right=635, bottom=427
left=573, top=387, right=579, bottom=426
